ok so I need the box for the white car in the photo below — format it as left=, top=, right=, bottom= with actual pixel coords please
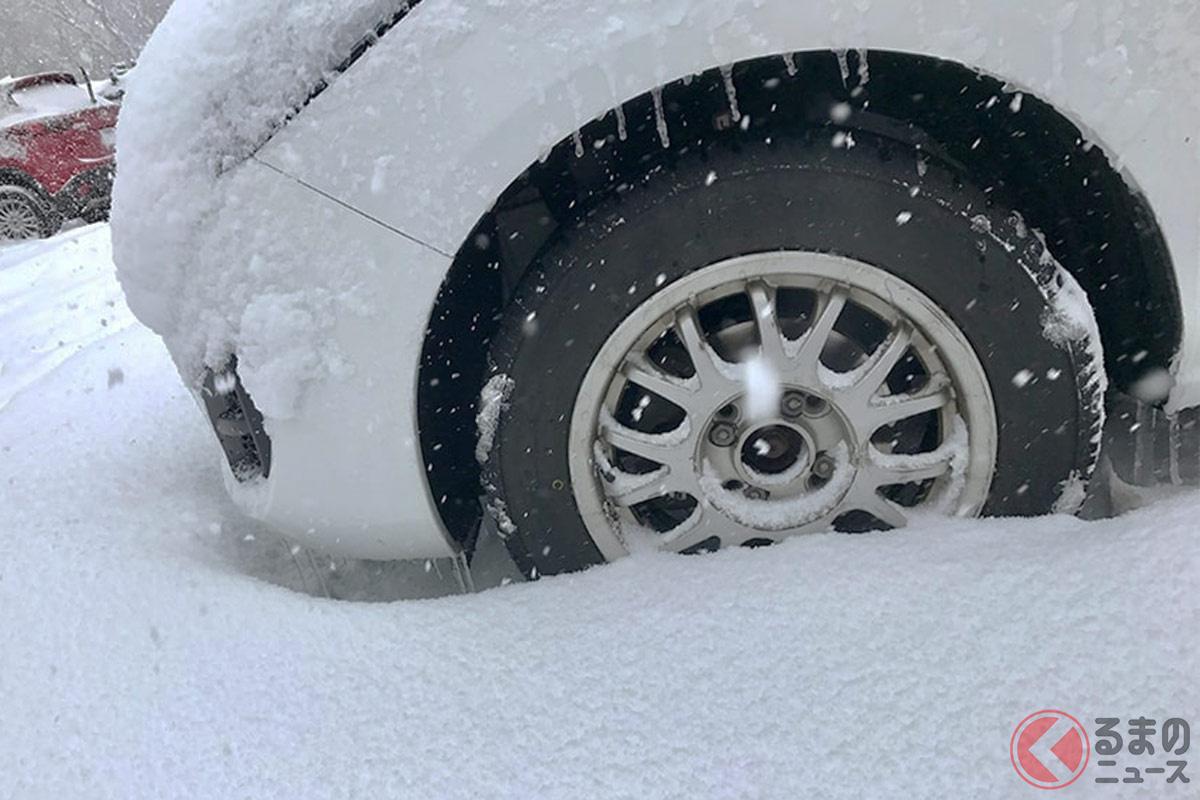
left=113, top=0, right=1199, bottom=576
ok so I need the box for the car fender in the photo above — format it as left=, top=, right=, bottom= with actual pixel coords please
left=200, top=157, right=458, bottom=559
left=115, top=0, right=1199, bottom=558
left=256, top=0, right=1200, bottom=405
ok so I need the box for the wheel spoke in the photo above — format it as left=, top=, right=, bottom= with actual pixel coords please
left=674, top=306, right=728, bottom=387
left=718, top=526, right=787, bottom=549
left=853, top=324, right=913, bottom=400
left=855, top=492, right=910, bottom=529
left=605, top=467, right=687, bottom=506
left=865, top=381, right=952, bottom=431
left=791, top=286, right=848, bottom=373
left=659, top=502, right=709, bottom=547
left=622, top=355, right=698, bottom=408
left=747, top=281, right=787, bottom=363
left=867, top=449, right=955, bottom=486
left=599, top=413, right=689, bottom=467
left=664, top=498, right=841, bottom=550
left=661, top=501, right=767, bottom=551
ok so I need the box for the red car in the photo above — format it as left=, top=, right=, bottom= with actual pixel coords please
left=0, top=72, right=119, bottom=241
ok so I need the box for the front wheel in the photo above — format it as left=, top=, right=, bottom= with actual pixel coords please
left=568, top=250, right=998, bottom=558
left=0, top=188, right=54, bottom=241
left=481, top=135, right=1105, bottom=576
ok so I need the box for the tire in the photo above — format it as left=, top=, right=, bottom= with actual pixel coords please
left=481, top=132, right=1105, bottom=577
left=81, top=204, right=111, bottom=224
left=0, top=187, right=54, bottom=241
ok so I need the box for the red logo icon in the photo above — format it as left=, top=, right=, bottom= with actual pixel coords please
left=1011, top=710, right=1090, bottom=789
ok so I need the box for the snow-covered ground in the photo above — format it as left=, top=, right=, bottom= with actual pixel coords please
left=0, top=225, right=1197, bottom=798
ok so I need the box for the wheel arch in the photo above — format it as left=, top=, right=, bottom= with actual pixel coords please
left=418, top=49, right=1181, bottom=545
left=0, top=167, right=56, bottom=211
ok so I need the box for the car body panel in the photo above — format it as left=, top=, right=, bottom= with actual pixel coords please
left=1, top=74, right=118, bottom=221
left=209, top=158, right=457, bottom=559
left=1, top=106, right=117, bottom=195
left=256, top=0, right=1200, bottom=407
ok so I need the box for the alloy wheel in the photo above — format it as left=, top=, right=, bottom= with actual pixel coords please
left=568, top=252, right=998, bottom=559
left=0, top=194, right=44, bottom=241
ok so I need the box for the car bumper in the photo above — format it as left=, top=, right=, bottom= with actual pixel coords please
left=188, top=159, right=459, bottom=561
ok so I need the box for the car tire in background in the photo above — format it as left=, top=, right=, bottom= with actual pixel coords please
left=481, top=131, right=1105, bottom=577
left=0, top=187, right=54, bottom=241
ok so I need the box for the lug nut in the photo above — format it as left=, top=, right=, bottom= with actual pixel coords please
left=781, top=391, right=807, bottom=418
left=812, top=454, right=835, bottom=479
left=744, top=487, right=769, bottom=500
left=708, top=421, right=738, bottom=447
left=803, top=395, right=830, bottom=416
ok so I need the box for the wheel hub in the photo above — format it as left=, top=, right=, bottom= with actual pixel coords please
left=741, top=424, right=807, bottom=477
left=569, top=252, right=998, bottom=558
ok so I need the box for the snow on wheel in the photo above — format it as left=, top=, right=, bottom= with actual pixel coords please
left=481, top=133, right=1106, bottom=576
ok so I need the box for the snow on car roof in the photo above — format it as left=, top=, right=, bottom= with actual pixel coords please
left=0, top=73, right=101, bottom=129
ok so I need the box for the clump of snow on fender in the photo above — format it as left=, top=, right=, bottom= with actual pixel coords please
left=475, top=374, right=514, bottom=464
left=236, top=289, right=355, bottom=419
left=110, top=0, right=404, bottom=400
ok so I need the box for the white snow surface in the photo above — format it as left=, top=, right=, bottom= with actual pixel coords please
left=6, top=227, right=1199, bottom=797
left=0, top=225, right=134, bottom=412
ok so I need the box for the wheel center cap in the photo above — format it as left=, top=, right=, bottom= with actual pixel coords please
left=739, top=424, right=811, bottom=481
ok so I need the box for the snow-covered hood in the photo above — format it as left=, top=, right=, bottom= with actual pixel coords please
left=111, top=0, right=402, bottom=348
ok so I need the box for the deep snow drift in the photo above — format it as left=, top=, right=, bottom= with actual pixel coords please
left=1, top=225, right=1198, bottom=797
